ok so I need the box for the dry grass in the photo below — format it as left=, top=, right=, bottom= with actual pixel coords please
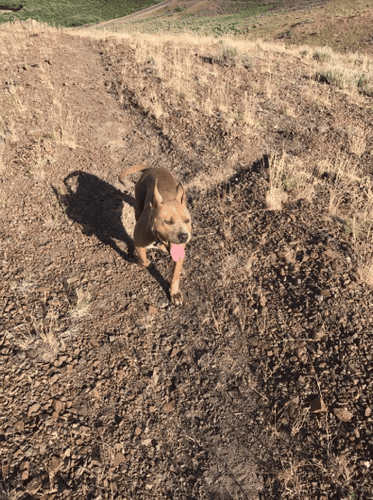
left=65, top=31, right=271, bottom=135
left=265, top=148, right=373, bottom=279
left=358, top=259, right=373, bottom=286
left=69, top=288, right=92, bottom=320
left=265, top=152, right=289, bottom=211
left=348, top=126, right=367, bottom=157
left=0, top=20, right=81, bottom=168
left=277, top=458, right=307, bottom=497
left=2, top=19, right=372, bottom=151
left=8, top=318, right=63, bottom=362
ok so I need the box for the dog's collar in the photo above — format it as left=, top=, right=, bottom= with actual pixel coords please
left=150, top=211, right=171, bottom=253
left=153, top=230, right=171, bottom=253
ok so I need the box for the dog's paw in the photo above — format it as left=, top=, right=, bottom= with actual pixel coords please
left=138, top=258, right=150, bottom=268
left=171, top=291, right=183, bottom=306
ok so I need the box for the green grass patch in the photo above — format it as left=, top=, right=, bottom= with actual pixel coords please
left=0, top=0, right=165, bottom=28
left=116, top=2, right=274, bottom=38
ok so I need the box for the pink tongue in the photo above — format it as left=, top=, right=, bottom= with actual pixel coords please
left=170, top=244, right=185, bottom=262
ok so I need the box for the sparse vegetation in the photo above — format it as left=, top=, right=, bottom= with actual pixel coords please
left=69, top=287, right=91, bottom=320
left=313, top=50, right=331, bottom=63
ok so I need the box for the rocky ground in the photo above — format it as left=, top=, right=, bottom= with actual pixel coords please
left=1, top=19, right=373, bottom=500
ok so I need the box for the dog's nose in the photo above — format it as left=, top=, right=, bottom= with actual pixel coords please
left=178, top=233, right=188, bottom=243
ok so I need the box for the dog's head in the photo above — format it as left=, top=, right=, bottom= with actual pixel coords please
left=151, top=180, right=192, bottom=245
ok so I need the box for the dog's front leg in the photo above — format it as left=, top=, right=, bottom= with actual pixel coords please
left=136, top=246, right=150, bottom=268
left=170, top=257, right=184, bottom=305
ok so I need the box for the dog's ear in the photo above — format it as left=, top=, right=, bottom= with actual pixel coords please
left=151, top=179, right=163, bottom=208
left=175, top=183, right=186, bottom=205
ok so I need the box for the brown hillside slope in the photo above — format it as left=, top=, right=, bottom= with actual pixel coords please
left=1, top=19, right=373, bottom=500
left=75, top=0, right=373, bottom=58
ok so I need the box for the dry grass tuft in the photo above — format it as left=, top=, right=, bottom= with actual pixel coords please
left=348, top=126, right=367, bottom=157
left=266, top=152, right=289, bottom=211
left=9, top=318, right=63, bottom=362
left=69, top=288, right=92, bottom=320
left=278, top=458, right=307, bottom=497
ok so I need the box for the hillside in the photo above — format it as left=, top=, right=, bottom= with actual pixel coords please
left=76, top=0, right=373, bottom=57
left=0, top=0, right=164, bottom=28
left=1, top=12, right=373, bottom=500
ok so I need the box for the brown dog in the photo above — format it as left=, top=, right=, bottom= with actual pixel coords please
left=118, top=165, right=192, bottom=305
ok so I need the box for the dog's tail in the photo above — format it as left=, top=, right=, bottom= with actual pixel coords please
left=118, top=164, right=149, bottom=185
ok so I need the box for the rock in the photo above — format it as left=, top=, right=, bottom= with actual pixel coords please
left=49, top=374, right=60, bottom=385
left=113, top=452, right=125, bottom=466
left=313, top=330, right=326, bottom=340
left=171, top=347, right=181, bottom=358
left=148, top=305, right=158, bottom=315
left=54, top=356, right=67, bottom=367
left=158, top=298, right=169, bottom=308
left=142, top=438, right=153, bottom=447
left=26, top=477, right=42, bottom=495
left=334, top=408, right=353, bottom=422
left=365, top=407, right=372, bottom=417
left=318, top=125, right=328, bottom=134
left=14, top=419, right=24, bottom=432
left=53, top=401, right=64, bottom=413
left=310, top=397, right=327, bottom=413
left=162, top=401, right=175, bottom=413
left=92, top=388, right=100, bottom=398
left=28, top=403, right=41, bottom=416
left=49, top=456, right=63, bottom=473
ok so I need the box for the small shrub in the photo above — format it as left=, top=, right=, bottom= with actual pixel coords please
left=316, top=69, right=346, bottom=89
left=241, top=54, right=253, bottom=69
left=313, top=51, right=331, bottom=63
left=212, top=42, right=239, bottom=66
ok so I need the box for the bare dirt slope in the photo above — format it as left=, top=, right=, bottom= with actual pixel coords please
left=1, top=20, right=373, bottom=500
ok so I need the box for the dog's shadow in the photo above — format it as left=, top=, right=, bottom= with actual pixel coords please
left=52, top=171, right=169, bottom=296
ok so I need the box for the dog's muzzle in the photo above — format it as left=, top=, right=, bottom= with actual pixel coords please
left=178, top=233, right=189, bottom=243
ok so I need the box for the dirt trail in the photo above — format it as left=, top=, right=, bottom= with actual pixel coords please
left=73, top=0, right=176, bottom=31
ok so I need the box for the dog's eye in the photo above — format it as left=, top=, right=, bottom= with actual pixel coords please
left=164, top=220, right=174, bottom=225
left=184, top=219, right=190, bottom=224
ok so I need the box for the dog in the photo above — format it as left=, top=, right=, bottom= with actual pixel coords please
left=118, top=165, right=192, bottom=306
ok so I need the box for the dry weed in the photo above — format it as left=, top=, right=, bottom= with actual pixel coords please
left=50, top=91, right=81, bottom=149
left=277, top=458, right=307, bottom=496
left=8, top=318, right=63, bottom=362
left=266, top=152, right=288, bottom=210
left=69, top=288, right=91, bottom=320
left=348, top=126, right=367, bottom=157
left=10, top=275, right=36, bottom=294
left=358, top=258, right=373, bottom=286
